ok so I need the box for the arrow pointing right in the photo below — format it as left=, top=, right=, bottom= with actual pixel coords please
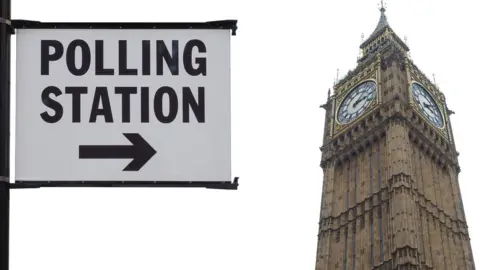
left=79, top=133, right=157, bottom=171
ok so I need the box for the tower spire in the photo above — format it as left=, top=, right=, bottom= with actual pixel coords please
left=374, top=0, right=388, bottom=33
left=360, top=1, right=391, bottom=50
left=359, top=1, right=409, bottom=54
left=380, top=0, right=386, bottom=12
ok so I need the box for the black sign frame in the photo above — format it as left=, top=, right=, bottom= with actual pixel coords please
left=10, top=19, right=238, bottom=190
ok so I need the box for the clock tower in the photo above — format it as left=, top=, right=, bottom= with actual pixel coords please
left=315, top=3, right=476, bottom=270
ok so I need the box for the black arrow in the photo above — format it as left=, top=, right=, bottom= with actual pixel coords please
left=79, top=133, right=157, bottom=171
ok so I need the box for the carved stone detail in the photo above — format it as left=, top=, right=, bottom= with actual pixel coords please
left=380, top=46, right=406, bottom=71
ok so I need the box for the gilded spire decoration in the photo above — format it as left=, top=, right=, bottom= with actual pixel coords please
left=358, top=33, right=365, bottom=58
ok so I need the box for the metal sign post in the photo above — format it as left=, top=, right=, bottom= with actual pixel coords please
left=0, top=0, right=10, bottom=268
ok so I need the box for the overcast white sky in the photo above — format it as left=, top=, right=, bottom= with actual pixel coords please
left=7, top=0, right=480, bottom=270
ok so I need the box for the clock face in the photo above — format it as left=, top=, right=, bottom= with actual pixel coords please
left=337, top=81, right=377, bottom=124
left=411, top=83, right=444, bottom=128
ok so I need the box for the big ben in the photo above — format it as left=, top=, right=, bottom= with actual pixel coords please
left=315, top=3, right=476, bottom=270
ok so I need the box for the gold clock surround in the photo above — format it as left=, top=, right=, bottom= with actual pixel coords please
left=409, top=80, right=446, bottom=130
left=335, top=79, right=378, bottom=126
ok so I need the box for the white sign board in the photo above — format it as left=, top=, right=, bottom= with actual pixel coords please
left=15, top=28, right=231, bottom=182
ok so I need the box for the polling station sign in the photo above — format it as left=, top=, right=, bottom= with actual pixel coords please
left=14, top=21, right=236, bottom=186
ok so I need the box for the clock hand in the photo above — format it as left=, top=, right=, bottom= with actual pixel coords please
left=423, top=102, right=435, bottom=112
left=422, top=102, right=437, bottom=116
left=353, top=95, right=367, bottom=108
